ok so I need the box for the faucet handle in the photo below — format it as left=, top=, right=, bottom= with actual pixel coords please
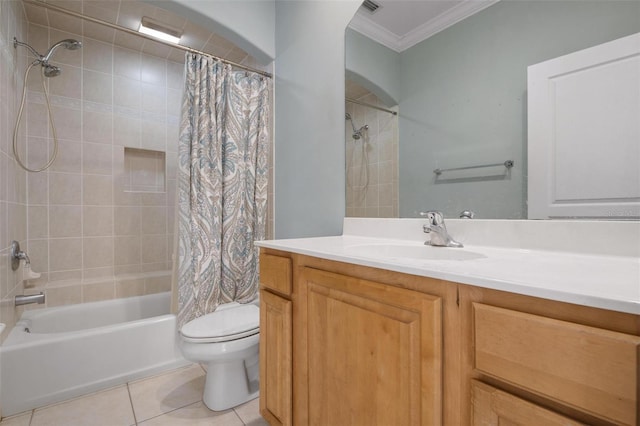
left=420, top=211, right=444, bottom=226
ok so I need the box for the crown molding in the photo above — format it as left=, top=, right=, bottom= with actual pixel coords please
left=348, top=12, right=403, bottom=52
left=349, top=0, right=500, bottom=53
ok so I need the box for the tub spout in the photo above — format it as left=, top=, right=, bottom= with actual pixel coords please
left=15, top=292, right=45, bottom=306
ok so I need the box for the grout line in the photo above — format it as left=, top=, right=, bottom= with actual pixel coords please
left=125, top=383, right=138, bottom=426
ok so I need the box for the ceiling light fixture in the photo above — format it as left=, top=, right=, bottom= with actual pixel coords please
left=138, top=16, right=182, bottom=44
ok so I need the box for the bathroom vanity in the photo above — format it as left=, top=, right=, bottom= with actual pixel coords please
left=257, top=219, right=640, bottom=426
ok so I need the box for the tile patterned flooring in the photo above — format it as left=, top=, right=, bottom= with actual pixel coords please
left=0, top=364, right=268, bottom=426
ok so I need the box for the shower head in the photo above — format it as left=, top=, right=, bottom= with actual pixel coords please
left=42, top=39, right=82, bottom=63
left=43, top=64, right=61, bottom=78
left=345, top=113, right=368, bottom=140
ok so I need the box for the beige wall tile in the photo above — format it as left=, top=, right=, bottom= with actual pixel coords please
left=114, top=206, right=140, bottom=236
left=114, top=46, right=140, bottom=80
left=82, top=38, right=113, bottom=74
left=113, top=115, right=141, bottom=147
left=45, top=284, right=82, bottom=307
left=140, top=121, right=166, bottom=152
left=51, top=106, right=82, bottom=142
left=141, top=235, right=166, bottom=264
left=49, top=65, right=82, bottom=99
left=83, top=206, right=113, bottom=237
left=49, top=238, right=82, bottom=271
left=83, top=109, right=113, bottom=144
left=28, top=172, right=48, bottom=205
left=83, top=175, right=113, bottom=205
left=141, top=206, right=166, bottom=235
left=141, top=83, right=166, bottom=114
left=114, top=235, right=140, bottom=265
left=145, top=275, right=171, bottom=294
left=49, top=269, right=82, bottom=282
left=82, top=266, right=114, bottom=281
left=50, top=139, right=82, bottom=174
left=49, top=205, right=82, bottom=238
left=115, top=278, right=145, bottom=298
left=82, top=281, right=115, bottom=302
left=28, top=205, right=48, bottom=239
left=83, top=142, right=113, bottom=175
left=27, top=102, right=50, bottom=138
left=166, top=61, right=184, bottom=90
left=49, top=173, right=82, bottom=205
left=83, top=237, right=114, bottom=269
left=27, top=238, right=49, bottom=275
left=114, top=76, right=141, bottom=109
left=27, top=136, right=49, bottom=171
left=83, top=70, right=112, bottom=105
left=141, top=54, right=166, bottom=86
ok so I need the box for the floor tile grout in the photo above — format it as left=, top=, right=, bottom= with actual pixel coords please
left=125, top=383, right=138, bottom=426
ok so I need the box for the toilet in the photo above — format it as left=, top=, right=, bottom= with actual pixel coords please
left=179, top=301, right=260, bottom=411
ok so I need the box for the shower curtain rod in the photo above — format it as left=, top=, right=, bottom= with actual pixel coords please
left=346, top=98, right=397, bottom=116
left=22, top=0, right=273, bottom=79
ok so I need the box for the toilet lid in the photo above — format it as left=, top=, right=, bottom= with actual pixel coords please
left=181, top=303, right=259, bottom=343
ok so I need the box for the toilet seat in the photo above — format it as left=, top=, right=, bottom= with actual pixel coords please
left=180, top=303, right=259, bottom=343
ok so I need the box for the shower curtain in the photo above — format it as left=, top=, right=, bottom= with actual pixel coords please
left=174, top=53, right=269, bottom=327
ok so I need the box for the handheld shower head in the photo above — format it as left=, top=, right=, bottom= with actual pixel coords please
left=43, top=64, right=61, bottom=78
left=42, top=39, right=82, bottom=63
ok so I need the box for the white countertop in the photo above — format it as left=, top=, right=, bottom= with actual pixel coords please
left=256, top=231, right=640, bottom=315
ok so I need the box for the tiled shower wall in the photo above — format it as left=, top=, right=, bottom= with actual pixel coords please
left=345, top=91, right=399, bottom=217
left=0, top=1, right=28, bottom=341
left=23, top=23, right=182, bottom=308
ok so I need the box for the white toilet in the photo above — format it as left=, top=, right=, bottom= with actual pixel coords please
left=179, top=301, right=260, bottom=411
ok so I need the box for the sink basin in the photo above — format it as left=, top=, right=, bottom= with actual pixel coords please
left=344, top=243, right=486, bottom=261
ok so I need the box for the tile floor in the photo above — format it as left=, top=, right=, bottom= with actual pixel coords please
left=0, top=364, right=268, bottom=426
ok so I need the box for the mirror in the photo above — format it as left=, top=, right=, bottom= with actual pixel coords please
left=345, top=0, right=640, bottom=219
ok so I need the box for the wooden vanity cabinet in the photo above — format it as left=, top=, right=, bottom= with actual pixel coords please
left=259, top=249, right=640, bottom=425
left=259, top=253, right=293, bottom=426
left=298, top=266, right=443, bottom=425
left=461, top=286, right=640, bottom=426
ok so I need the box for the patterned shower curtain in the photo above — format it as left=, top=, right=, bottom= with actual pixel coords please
left=175, top=53, right=269, bottom=327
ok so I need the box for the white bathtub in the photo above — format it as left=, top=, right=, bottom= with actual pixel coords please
left=0, top=292, right=189, bottom=416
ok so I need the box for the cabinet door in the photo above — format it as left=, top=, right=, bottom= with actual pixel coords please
left=471, top=381, right=586, bottom=426
left=260, top=290, right=292, bottom=426
left=300, top=267, right=442, bottom=425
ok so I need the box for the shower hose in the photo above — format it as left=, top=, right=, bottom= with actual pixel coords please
left=12, top=61, right=59, bottom=172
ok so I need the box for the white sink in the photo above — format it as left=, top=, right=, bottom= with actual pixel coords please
left=344, top=243, right=486, bottom=261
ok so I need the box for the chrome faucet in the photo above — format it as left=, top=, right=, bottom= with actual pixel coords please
left=422, top=211, right=463, bottom=248
left=15, top=292, right=45, bottom=306
left=10, top=240, right=30, bottom=271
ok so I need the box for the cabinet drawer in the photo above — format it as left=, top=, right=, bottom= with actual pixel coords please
left=260, top=253, right=292, bottom=296
left=473, top=303, right=640, bottom=425
left=472, top=381, right=585, bottom=425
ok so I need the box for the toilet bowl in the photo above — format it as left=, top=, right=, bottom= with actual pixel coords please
left=179, top=301, right=260, bottom=411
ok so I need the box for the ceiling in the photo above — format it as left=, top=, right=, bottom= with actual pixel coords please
left=20, top=0, right=262, bottom=68
left=349, top=0, right=499, bottom=52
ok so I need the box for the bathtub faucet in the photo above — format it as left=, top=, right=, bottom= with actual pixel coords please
left=10, top=240, right=30, bottom=271
left=15, top=292, right=45, bottom=306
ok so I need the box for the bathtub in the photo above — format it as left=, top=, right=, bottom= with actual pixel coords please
left=0, top=292, right=189, bottom=416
